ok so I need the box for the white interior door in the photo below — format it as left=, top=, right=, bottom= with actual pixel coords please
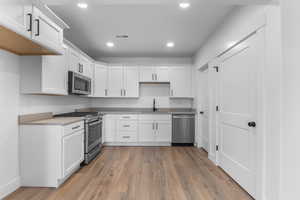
left=199, top=69, right=209, bottom=151
left=217, top=32, right=262, bottom=198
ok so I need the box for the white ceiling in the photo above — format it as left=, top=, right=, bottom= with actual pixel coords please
left=47, top=0, right=275, bottom=58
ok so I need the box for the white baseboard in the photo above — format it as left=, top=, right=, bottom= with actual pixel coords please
left=104, top=142, right=171, bottom=147
left=208, top=153, right=218, bottom=166
left=0, top=177, right=20, bottom=199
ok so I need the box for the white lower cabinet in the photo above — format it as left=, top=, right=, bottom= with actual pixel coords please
left=139, top=114, right=172, bottom=144
left=103, top=114, right=171, bottom=146
left=20, top=121, right=84, bottom=188
left=62, top=130, right=84, bottom=178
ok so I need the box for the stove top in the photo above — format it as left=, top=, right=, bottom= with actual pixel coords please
left=54, top=112, right=101, bottom=118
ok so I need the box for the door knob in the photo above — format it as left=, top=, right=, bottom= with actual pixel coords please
left=248, top=121, right=256, bottom=128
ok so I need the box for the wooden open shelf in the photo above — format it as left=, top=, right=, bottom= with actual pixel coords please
left=0, top=25, right=57, bottom=55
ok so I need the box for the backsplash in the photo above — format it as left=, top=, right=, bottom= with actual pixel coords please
left=91, top=96, right=193, bottom=108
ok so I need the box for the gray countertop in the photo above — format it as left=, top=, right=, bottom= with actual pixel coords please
left=76, top=107, right=196, bottom=115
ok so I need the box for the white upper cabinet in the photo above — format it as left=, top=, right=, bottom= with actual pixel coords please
left=41, top=47, right=68, bottom=95
left=67, top=47, right=93, bottom=77
left=169, top=66, right=193, bottom=98
left=156, top=66, right=169, bottom=82
left=20, top=45, right=68, bottom=95
left=140, top=66, right=169, bottom=82
left=124, top=66, right=139, bottom=98
left=140, top=66, right=155, bottom=82
left=31, top=7, right=63, bottom=54
left=0, top=0, right=32, bottom=38
left=68, top=48, right=81, bottom=73
left=0, top=0, right=67, bottom=55
left=107, top=66, right=124, bottom=97
left=80, top=56, right=93, bottom=78
left=94, top=63, right=108, bottom=97
left=94, top=65, right=139, bottom=98
left=20, top=47, right=68, bottom=95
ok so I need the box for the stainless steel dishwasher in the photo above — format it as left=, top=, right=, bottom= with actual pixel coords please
left=172, top=114, right=195, bottom=145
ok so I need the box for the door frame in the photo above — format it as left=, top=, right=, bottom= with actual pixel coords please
left=212, top=28, right=266, bottom=199
left=196, top=64, right=209, bottom=151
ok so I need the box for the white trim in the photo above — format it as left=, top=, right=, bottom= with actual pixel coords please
left=0, top=177, right=21, bottom=199
left=104, top=142, right=171, bottom=146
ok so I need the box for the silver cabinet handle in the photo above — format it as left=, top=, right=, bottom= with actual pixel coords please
left=156, top=122, right=158, bottom=130
left=152, top=74, right=154, bottom=81
left=122, top=116, right=130, bottom=119
left=123, top=125, right=130, bottom=127
left=123, top=136, right=130, bottom=139
left=121, top=89, right=123, bottom=96
left=124, top=89, right=126, bottom=96
left=170, top=89, right=174, bottom=96
left=155, top=74, right=158, bottom=81
left=152, top=123, right=155, bottom=130
left=27, top=13, right=32, bottom=32
left=35, top=19, right=40, bottom=36
left=105, top=89, right=108, bottom=96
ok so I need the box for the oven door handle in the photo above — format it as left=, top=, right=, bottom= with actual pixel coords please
left=88, top=121, right=102, bottom=127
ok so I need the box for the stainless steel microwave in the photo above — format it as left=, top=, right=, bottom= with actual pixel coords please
left=68, top=71, right=91, bottom=95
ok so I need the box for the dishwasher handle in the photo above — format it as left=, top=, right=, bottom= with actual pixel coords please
left=172, top=115, right=195, bottom=119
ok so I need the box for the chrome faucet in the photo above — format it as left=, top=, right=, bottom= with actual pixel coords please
left=153, top=98, right=158, bottom=112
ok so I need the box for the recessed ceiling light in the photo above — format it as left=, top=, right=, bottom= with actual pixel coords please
left=166, top=42, right=175, bottom=48
left=179, top=2, right=190, bottom=9
left=106, top=42, right=115, bottom=48
left=77, top=2, right=88, bottom=9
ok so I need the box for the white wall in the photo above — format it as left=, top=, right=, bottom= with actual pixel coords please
left=92, top=57, right=194, bottom=109
left=0, top=50, right=90, bottom=198
left=193, top=5, right=282, bottom=200
left=19, top=95, right=90, bottom=115
left=280, top=0, right=300, bottom=199
left=0, top=50, right=20, bottom=199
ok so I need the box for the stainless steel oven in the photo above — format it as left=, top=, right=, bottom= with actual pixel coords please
left=54, top=112, right=103, bottom=164
left=68, top=71, right=91, bottom=95
left=85, top=116, right=102, bottom=164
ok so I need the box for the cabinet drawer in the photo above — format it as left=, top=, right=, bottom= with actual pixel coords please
left=119, top=115, right=138, bottom=120
left=118, top=132, right=138, bottom=142
left=64, top=121, right=84, bottom=136
left=119, top=120, right=138, bottom=131
left=139, top=114, right=171, bottom=121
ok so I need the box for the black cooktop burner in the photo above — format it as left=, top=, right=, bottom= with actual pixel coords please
left=54, top=112, right=100, bottom=118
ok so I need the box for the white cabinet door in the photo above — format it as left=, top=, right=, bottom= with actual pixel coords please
left=42, top=46, right=68, bottom=95
left=170, top=66, right=192, bottom=98
left=156, top=66, right=169, bottom=82
left=124, top=66, right=139, bottom=97
left=139, top=121, right=155, bottom=142
left=62, top=130, right=84, bottom=178
left=81, top=57, right=93, bottom=78
left=156, top=121, right=172, bottom=142
left=32, top=7, right=63, bottom=54
left=68, top=48, right=80, bottom=73
left=104, top=115, right=116, bottom=142
left=107, top=66, right=123, bottom=97
left=94, top=64, right=108, bottom=97
left=140, top=66, right=155, bottom=82
left=0, top=0, right=32, bottom=38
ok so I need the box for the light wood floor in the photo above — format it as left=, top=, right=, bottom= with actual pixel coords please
left=6, top=147, right=253, bottom=200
